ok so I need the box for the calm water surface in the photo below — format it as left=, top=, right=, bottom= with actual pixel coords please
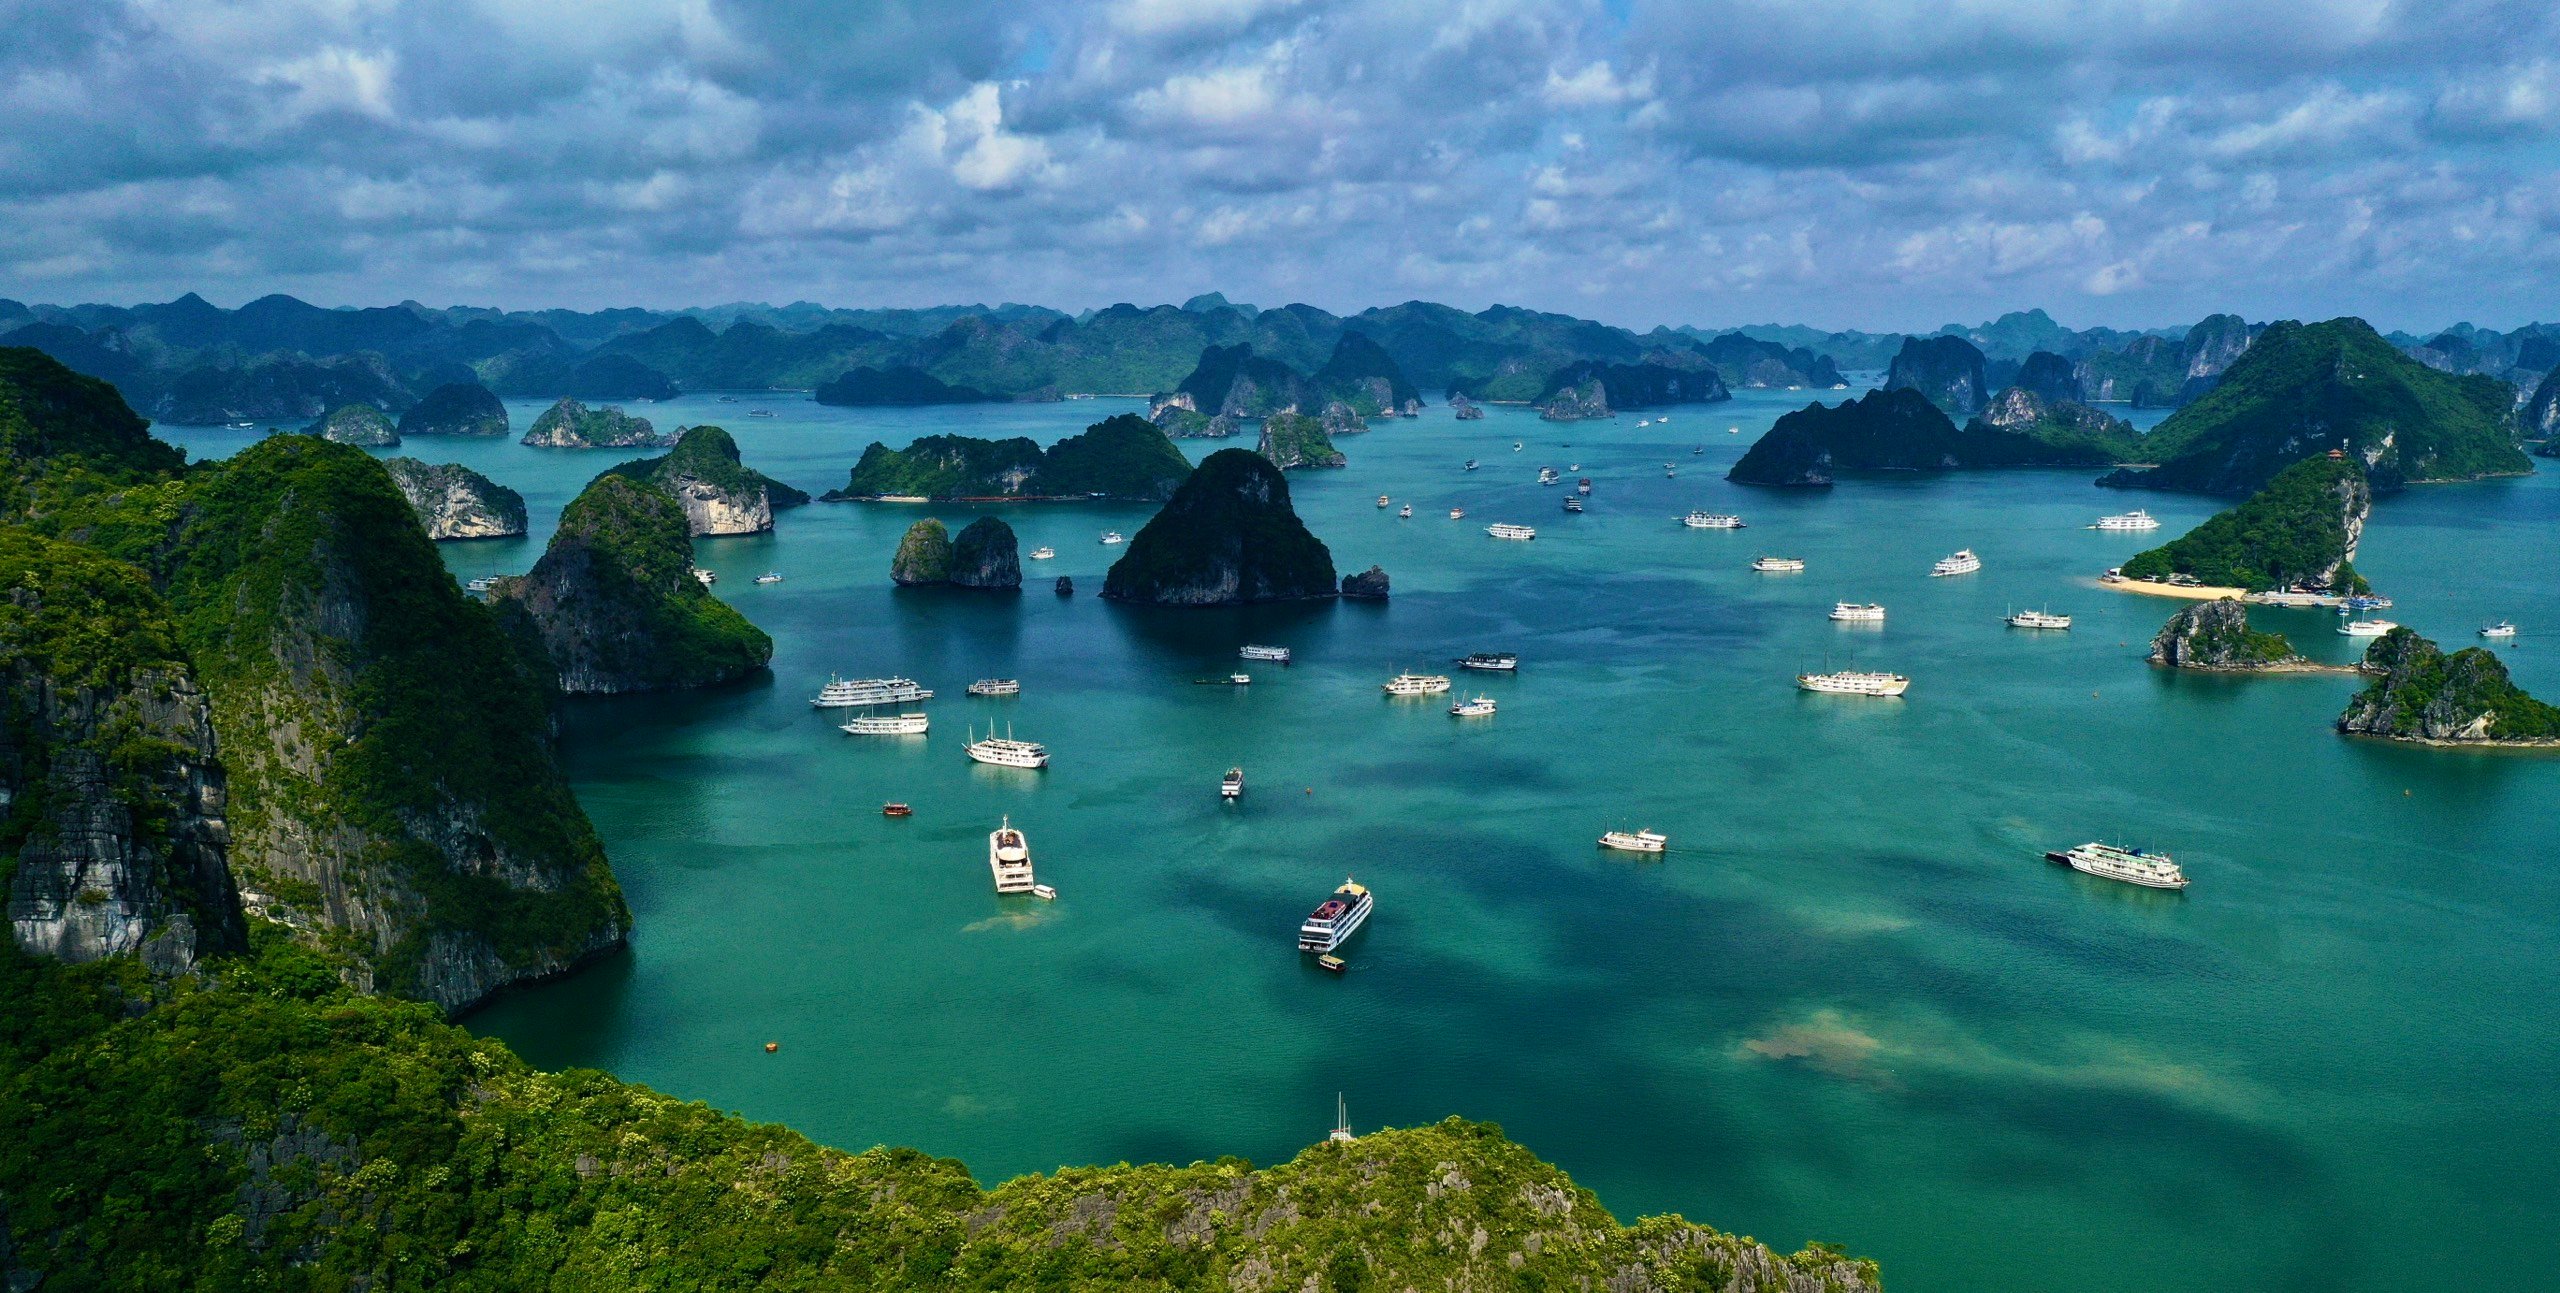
left=166, top=393, right=2560, bottom=1293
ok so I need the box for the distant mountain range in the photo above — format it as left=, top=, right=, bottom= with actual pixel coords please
left=2, top=292, right=2553, bottom=430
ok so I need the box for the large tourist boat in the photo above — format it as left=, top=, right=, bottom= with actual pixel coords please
left=1562, top=495, right=1584, bottom=512
left=1450, top=695, right=1497, bottom=717
left=840, top=712, right=929, bottom=735
left=1221, top=767, right=1245, bottom=799
left=1683, top=511, right=1746, bottom=529
left=464, top=575, right=503, bottom=594
left=2338, top=618, right=2399, bottom=637
left=964, top=727, right=1050, bottom=768
left=1538, top=467, right=1561, bottom=485
left=2045, top=841, right=2188, bottom=890
left=1752, top=556, right=1806, bottom=573
left=1298, top=879, right=1373, bottom=953
left=1930, top=549, right=1982, bottom=577
left=812, top=676, right=933, bottom=707
left=2481, top=621, right=2518, bottom=639
left=1240, top=644, right=1293, bottom=663
left=1598, top=829, right=1667, bottom=853
left=1028, top=546, right=1055, bottom=560
left=1378, top=494, right=1392, bottom=507
left=1099, top=531, right=1124, bottom=545
left=1797, top=670, right=1910, bottom=697
left=754, top=572, right=784, bottom=584
left=988, top=817, right=1036, bottom=894
left=966, top=678, right=1020, bottom=697
left=1382, top=671, right=1453, bottom=696
left=2006, top=609, right=2073, bottom=630
left=1458, top=652, right=1518, bottom=672
left=2092, top=510, right=2162, bottom=531
left=1485, top=522, right=1537, bottom=540
left=1828, top=602, right=1886, bottom=622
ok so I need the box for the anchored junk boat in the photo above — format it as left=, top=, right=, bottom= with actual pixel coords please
left=965, top=726, right=1049, bottom=768
left=813, top=676, right=933, bottom=707
left=2045, top=841, right=2188, bottom=890
left=1797, top=670, right=1910, bottom=697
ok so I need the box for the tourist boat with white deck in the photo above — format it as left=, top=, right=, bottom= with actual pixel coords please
left=1458, top=652, right=1518, bottom=672
left=1598, top=829, right=1668, bottom=854
left=1450, top=695, right=1497, bottom=717
left=1797, top=670, right=1910, bottom=697
left=2045, top=841, right=2188, bottom=890
left=812, top=676, right=933, bottom=707
left=1240, top=644, right=1293, bottom=663
left=1221, top=767, right=1245, bottom=799
left=840, top=712, right=929, bottom=735
left=964, top=726, right=1049, bottom=768
left=1930, top=549, right=1982, bottom=577
left=1485, top=522, right=1537, bottom=541
left=966, top=678, right=1020, bottom=697
left=1382, top=671, right=1453, bottom=696
left=1828, top=602, right=1886, bottom=622
left=988, top=817, right=1036, bottom=893
left=2338, top=618, right=2398, bottom=637
left=1298, top=880, right=1373, bottom=953
left=2006, top=609, right=2073, bottom=630
left=1683, top=511, right=1745, bottom=529
left=2092, top=510, right=2162, bottom=531
left=1752, top=557, right=1806, bottom=573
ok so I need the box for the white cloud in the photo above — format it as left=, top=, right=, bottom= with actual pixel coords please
left=927, top=83, right=1054, bottom=191
left=1542, top=60, right=1652, bottom=108
left=249, top=46, right=398, bottom=127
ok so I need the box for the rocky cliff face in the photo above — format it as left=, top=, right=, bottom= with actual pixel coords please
left=2147, top=599, right=2300, bottom=670
left=1310, top=333, right=1422, bottom=415
left=306, top=404, right=399, bottom=446
left=2340, top=629, right=2560, bottom=744
left=2, top=531, right=243, bottom=975
left=1257, top=412, right=1347, bottom=469
left=2013, top=351, right=2080, bottom=405
left=949, top=517, right=1022, bottom=589
left=1540, top=359, right=1728, bottom=414
left=397, top=382, right=508, bottom=437
left=1971, top=387, right=2140, bottom=455
left=2526, top=368, right=2560, bottom=452
left=889, top=519, right=952, bottom=585
left=380, top=458, right=527, bottom=540
left=520, top=398, right=673, bottom=449
left=1537, top=378, right=1609, bottom=422
left=1103, top=449, right=1338, bottom=605
left=606, top=425, right=805, bottom=537
left=1724, top=387, right=2119, bottom=486
left=1339, top=565, right=1390, bottom=599
left=1883, top=335, right=1988, bottom=415
left=2183, top=313, right=2253, bottom=390
left=1450, top=394, right=1485, bottom=420
left=493, top=474, right=772, bottom=697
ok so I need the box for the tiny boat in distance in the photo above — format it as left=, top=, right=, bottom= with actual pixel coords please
left=1240, top=644, right=1293, bottom=663
left=1398, top=504, right=1413, bottom=518
left=1577, top=478, right=1592, bottom=494
left=1538, top=466, right=1561, bottom=485
left=813, top=676, right=933, bottom=707
left=1513, top=441, right=1523, bottom=451
left=1464, top=459, right=1479, bottom=471
left=1599, top=829, right=1668, bottom=854
left=965, top=727, right=1049, bottom=768
left=1099, top=531, right=1124, bottom=545
left=1028, top=546, right=1055, bottom=560
left=1299, top=879, right=1373, bottom=953
left=1828, top=602, right=1886, bottom=622
left=1448, top=507, right=1466, bottom=519
left=1450, top=695, right=1497, bottom=716
left=989, top=816, right=1036, bottom=893
left=1222, top=767, right=1245, bottom=799
left=1225, top=673, right=1251, bottom=685
left=1485, top=522, right=1537, bottom=541
left=881, top=802, right=912, bottom=817
left=1458, top=652, right=1518, bottom=672
left=966, top=678, right=1020, bottom=697
left=1798, top=670, right=1910, bottom=697
left=2481, top=621, right=2517, bottom=639
left=1032, top=883, right=1058, bottom=901
left=2046, top=842, right=2188, bottom=890
left=2339, top=618, right=2398, bottom=637
left=691, top=567, right=716, bottom=586
left=840, top=712, right=929, bottom=735
left=1378, top=495, right=1392, bottom=507
left=1930, top=549, right=1982, bottom=577
left=1568, top=463, right=1581, bottom=472
left=754, top=572, right=784, bottom=584
left=1637, top=419, right=1651, bottom=427
left=1684, top=511, right=1745, bottom=529
left=2092, top=510, right=2162, bottom=531
left=1752, top=557, right=1806, bottom=573
left=2006, top=609, right=2073, bottom=630
left=1562, top=495, right=1584, bottom=512
left=1383, top=671, right=1453, bottom=696
left=464, top=575, right=503, bottom=594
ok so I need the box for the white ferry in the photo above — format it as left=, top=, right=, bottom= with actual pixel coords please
left=1577, top=479, right=1592, bottom=494
left=1448, top=507, right=1466, bottom=519
left=1752, top=557, right=1806, bottom=573
left=964, top=726, right=1049, bottom=768
left=1637, top=419, right=1651, bottom=428
left=1485, top=522, right=1537, bottom=541
left=2092, top=510, right=2162, bottom=531
left=1538, top=467, right=1561, bottom=485
left=2481, top=621, right=2517, bottom=639
left=1382, top=671, right=1453, bottom=696
left=1028, top=546, right=1055, bottom=560
left=1797, top=670, right=1910, bottom=697
left=1221, top=767, right=1245, bottom=799
left=2006, top=609, right=2073, bottom=630
left=2338, top=618, right=2398, bottom=637
left=1828, top=602, right=1886, bottom=622
left=1458, top=652, right=1518, bottom=672
left=1298, top=879, right=1373, bottom=953
left=1598, top=829, right=1668, bottom=854
left=691, top=567, right=717, bottom=586
left=1930, top=549, right=1982, bottom=577
left=989, top=817, right=1036, bottom=894
left=812, top=676, right=933, bottom=707
left=1683, top=512, right=1745, bottom=529
left=1099, top=531, right=1124, bottom=545
left=754, top=572, right=784, bottom=584
left=464, top=575, right=503, bottom=594
left=1450, top=695, right=1498, bottom=717
left=1398, top=504, right=1413, bottom=518
left=2045, top=841, right=2188, bottom=890
left=966, top=678, right=1020, bottom=697
left=1378, top=494, right=1392, bottom=507
left=1562, top=496, right=1583, bottom=513
left=839, top=712, right=929, bottom=735
left=1240, top=644, right=1293, bottom=663
left=1031, top=883, right=1058, bottom=901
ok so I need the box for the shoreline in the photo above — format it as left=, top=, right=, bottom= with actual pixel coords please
left=2337, top=729, right=2560, bottom=751
left=2100, top=576, right=2252, bottom=601
left=2157, top=659, right=2367, bottom=676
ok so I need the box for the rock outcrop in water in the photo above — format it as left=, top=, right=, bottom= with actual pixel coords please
left=1103, top=449, right=1338, bottom=605
left=493, top=473, right=772, bottom=695
left=1539, top=359, right=1728, bottom=414
left=2339, top=628, right=2560, bottom=744
left=2120, top=455, right=2372, bottom=593
left=2147, top=599, right=2302, bottom=670
left=1727, top=387, right=2126, bottom=486
left=1967, top=386, right=2140, bottom=459
left=1339, top=565, right=1390, bottom=599
left=603, top=425, right=808, bottom=536
left=1693, top=333, right=1846, bottom=389
left=305, top=404, right=399, bottom=446
left=949, top=517, right=1022, bottom=589
left=397, top=382, right=508, bottom=437
left=1256, top=411, right=1347, bottom=469
left=1450, top=393, right=1485, bottom=420
left=380, top=457, right=527, bottom=540
left=826, top=415, right=1191, bottom=501
left=1883, top=335, right=1988, bottom=415
left=1536, top=377, right=1610, bottom=422
left=1311, top=333, right=1422, bottom=416
left=2012, top=350, right=2081, bottom=405
left=520, top=397, right=674, bottom=449
left=889, top=519, right=952, bottom=585
left=2526, top=368, right=2560, bottom=452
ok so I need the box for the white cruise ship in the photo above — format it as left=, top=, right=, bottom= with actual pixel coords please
left=1099, top=531, right=1124, bottom=545
left=839, top=712, right=928, bottom=735
left=812, top=676, right=933, bottom=707
left=1449, top=695, right=1497, bottom=717
left=1221, top=767, right=1245, bottom=799
left=1930, top=549, right=1982, bottom=577
left=1028, top=546, right=1055, bottom=560
left=1485, top=522, right=1537, bottom=541
left=1598, top=829, right=1668, bottom=854
left=2045, top=842, right=2188, bottom=890
left=2481, top=621, right=2517, bottom=639
left=1683, top=512, right=1746, bottom=529
left=1828, top=602, right=1886, bottom=622
left=1240, top=644, right=1293, bottom=663
left=691, top=567, right=716, bottom=586
left=1457, top=652, right=1518, bottom=672
left=1797, top=670, right=1910, bottom=697
left=989, top=817, right=1036, bottom=894
left=1538, top=466, right=1561, bottom=485
left=1298, top=879, right=1373, bottom=953
left=2006, top=609, right=2073, bottom=630
left=2338, top=618, right=2398, bottom=637
left=1382, top=671, right=1453, bottom=696
left=964, top=726, right=1050, bottom=768
left=754, top=572, right=783, bottom=584
left=464, top=575, right=503, bottom=594
left=2092, top=510, right=2162, bottom=531
left=1448, top=507, right=1466, bottom=519
left=966, top=678, right=1020, bottom=697
left=1398, top=504, right=1412, bottom=518
left=1751, top=557, right=1805, bottom=573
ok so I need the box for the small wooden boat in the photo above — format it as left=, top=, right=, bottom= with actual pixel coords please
left=882, top=802, right=913, bottom=817
left=1316, top=954, right=1347, bottom=973
left=1031, top=883, right=1058, bottom=901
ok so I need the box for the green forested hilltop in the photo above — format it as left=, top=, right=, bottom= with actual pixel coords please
left=0, top=943, right=1879, bottom=1293
left=2119, top=455, right=2374, bottom=593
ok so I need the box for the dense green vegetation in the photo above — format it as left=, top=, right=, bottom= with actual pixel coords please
left=304, top=404, right=399, bottom=446
left=1255, top=411, right=1346, bottom=470
left=890, top=518, right=954, bottom=585
left=2112, top=318, right=2527, bottom=494
left=605, top=425, right=810, bottom=508
left=827, top=417, right=1190, bottom=501
left=2120, top=456, right=2373, bottom=592
left=397, top=382, right=509, bottom=437
left=2148, top=598, right=2297, bottom=669
left=1037, top=414, right=1194, bottom=498
left=1728, top=387, right=2128, bottom=486
left=1103, top=449, right=1339, bottom=604
left=814, top=366, right=994, bottom=406
left=2341, top=629, right=2560, bottom=742
left=1308, top=333, right=1420, bottom=414
left=522, top=398, right=670, bottom=449
left=1536, top=358, right=1729, bottom=410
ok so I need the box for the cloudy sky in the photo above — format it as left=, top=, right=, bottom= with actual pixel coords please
left=3, top=0, right=2555, bottom=331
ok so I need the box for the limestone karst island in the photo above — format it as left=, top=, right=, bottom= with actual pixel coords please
left=5, top=5, right=2560, bottom=1292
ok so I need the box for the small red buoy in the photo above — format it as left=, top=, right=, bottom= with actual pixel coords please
left=764, top=1042, right=779, bottom=1053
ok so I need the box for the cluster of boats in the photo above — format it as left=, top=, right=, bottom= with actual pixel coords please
left=812, top=675, right=1045, bottom=764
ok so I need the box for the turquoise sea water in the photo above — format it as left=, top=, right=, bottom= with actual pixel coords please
left=162, top=395, right=2560, bottom=1293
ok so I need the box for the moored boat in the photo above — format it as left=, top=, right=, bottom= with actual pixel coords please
left=2092, top=509, right=2162, bottom=531
left=2338, top=618, right=2398, bottom=637
left=1028, top=546, right=1055, bottom=560
left=1298, top=879, right=1373, bottom=953
left=965, top=726, right=1049, bottom=768
left=1398, top=504, right=1412, bottom=518
left=1378, top=494, right=1392, bottom=507
left=1485, top=522, right=1537, bottom=540
left=1382, top=671, right=1453, bottom=696
left=1598, top=829, right=1667, bottom=853
left=1463, top=459, right=1479, bottom=471
left=1828, top=602, right=1886, bottom=622
left=754, top=572, right=783, bottom=584
left=1448, top=507, right=1466, bottom=519
left=1099, top=531, right=1124, bottom=545
left=2006, top=609, right=2073, bottom=630
left=1538, top=466, right=1561, bottom=485
left=989, top=816, right=1036, bottom=893
left=1797, top=669, right=1909, bottom=697
left=1562, top=495, right=1583, bottom=512
left=840, top=712, right=929, bottom=735
left=1930, top=549, right=1982, bottom=577
left=2045, top=841, right=2188, bottom=890
left=2481, top=621, right=2517, bottom=639
left=691, top=567, right=716, bottom=585
left=1751, top=556, right=1806, bottom=573
left=882, top=802, right=912, bottom=817
left=1450, top=695, right=1497, bottom=716
left=1221, top=767, right=1245, bottom=799
left=1240, top=643, right=1293, bottom=663
left=1032, top=883, right=1058, bottom=901
left=1683, top=511, right=1745, bottom=529
left=464, top=575, right=503, bottom=594
left=1457, top=651, right=1518, bottom=672
left=813, top=676, right=933, bottom=707
left=1316, top=954, right=1346, bottom=973
left=966, top=678, right=1021, bottom=697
